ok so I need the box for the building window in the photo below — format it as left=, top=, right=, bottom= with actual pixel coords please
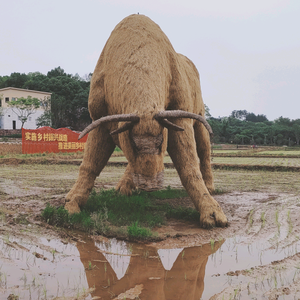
left=12, top=97, right=17, bottom=101
left=13, top=120, right=16, bottom=129
left=5, top=97, right=9, bottom=102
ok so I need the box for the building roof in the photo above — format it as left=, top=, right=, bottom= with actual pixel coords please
left=0, top=87, right=52, bottom=95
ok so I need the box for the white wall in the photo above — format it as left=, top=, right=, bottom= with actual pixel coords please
left=0, top=87, right=51, bottom=130
left=0, top=108, right=44, bottom=129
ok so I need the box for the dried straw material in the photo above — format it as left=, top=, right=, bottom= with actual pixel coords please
left=132, top=171, right=164, bottom=191
left=65, top=14, right=227, bottom=228
left=132, top=134, right=163, bottom=155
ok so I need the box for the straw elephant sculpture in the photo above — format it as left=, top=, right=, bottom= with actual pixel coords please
left=65, top=14, right=227, bottom=228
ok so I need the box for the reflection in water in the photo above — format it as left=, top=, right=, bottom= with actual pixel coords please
left=77, top=238, right=224, bottom=300
left=1, top=234, right=300, bottom=299
left=96, top=239, right=131, bottom=280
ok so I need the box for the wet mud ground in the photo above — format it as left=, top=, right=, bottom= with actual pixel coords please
left=0, top=163, right=300, bottom=299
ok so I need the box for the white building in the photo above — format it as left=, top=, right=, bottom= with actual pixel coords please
left=0, top=87, right=51, bottom=129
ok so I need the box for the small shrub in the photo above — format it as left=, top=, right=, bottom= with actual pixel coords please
left=42, top=204, right=69, bottom=226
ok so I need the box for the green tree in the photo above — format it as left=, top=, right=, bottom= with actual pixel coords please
left=292, top=123, right=300, bottom=145
left=231, top=110, right=248, bottom=120
left=36, top=111, right=52, bottom=128
left=36, top=96, right=52, bottom=128
left=47, top=66, right=69, bottom=78
left=1, top=68, right=91, bottom=130
left=3, top=72, right=28, bottom=88
left=204, top=104, right=211, bottom=118
left=245, top=112, right=268, bottom=122
left=7, top=96, right=41, bottom=128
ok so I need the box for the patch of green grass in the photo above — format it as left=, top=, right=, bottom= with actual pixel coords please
left=127, top=221, right=152, bottom=239
left=261, top=211, right=266, bottom=227
left=42, top=204, right=69, bottom=227
left=85, top=189, right=166, bottom=227
left=0, top=134, right=22, bottom=138
left=212, top=188, right=226, bottom=195
left=150, top=185, right=188, bottom=199
left=42, top=204, right=94, bottom=230
left=41, top=187, right=199, bottom=239
left=165, top=205, right=199, bottom=222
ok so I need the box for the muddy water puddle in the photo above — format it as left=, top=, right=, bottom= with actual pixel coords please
left=203, top=237, right=300, bottom=299
left=0, top=236, right=90, bottom=299
left=1, top=232, right=300, bottom=299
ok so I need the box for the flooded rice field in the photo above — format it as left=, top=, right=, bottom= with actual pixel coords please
left=1, top=163, right=300, bottom=299
left=1, top=231, right=300, bottom=299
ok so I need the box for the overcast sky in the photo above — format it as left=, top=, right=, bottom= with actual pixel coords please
left=1, top=0, right=299, bottom=120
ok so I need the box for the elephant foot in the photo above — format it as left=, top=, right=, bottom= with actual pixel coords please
left=116, top=181, right=134, bottom=196
left=116, top=175, right=136, bottom=196
left=199, top=194, right=228, bottom=228
left=64, top=200, right=81, bottom=214
left=64, top=177, right=94, bottom=214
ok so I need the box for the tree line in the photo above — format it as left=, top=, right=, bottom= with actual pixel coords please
left=1, top=68, right=299, bottom=145
left=206, top=108, right=300, bottom=146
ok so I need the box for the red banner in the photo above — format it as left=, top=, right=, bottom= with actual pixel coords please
left=22, top=126, right=88, bottom=154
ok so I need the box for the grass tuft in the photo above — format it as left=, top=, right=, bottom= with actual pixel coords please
left=42, top=204, right=69, bottom=226
left=127, top=221, right=152, bottom=239
left=150, top=185, right=188, bottom=199
left=165, top=206, right=199, bottom=222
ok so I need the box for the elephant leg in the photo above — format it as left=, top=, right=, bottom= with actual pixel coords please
left=167, top=121, right=227, bottom=228
left=194, top=122, right=215, bottom=194
left=116, top=164, right=136, bottom=196
left=65, top=126, right=115, bottom=214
